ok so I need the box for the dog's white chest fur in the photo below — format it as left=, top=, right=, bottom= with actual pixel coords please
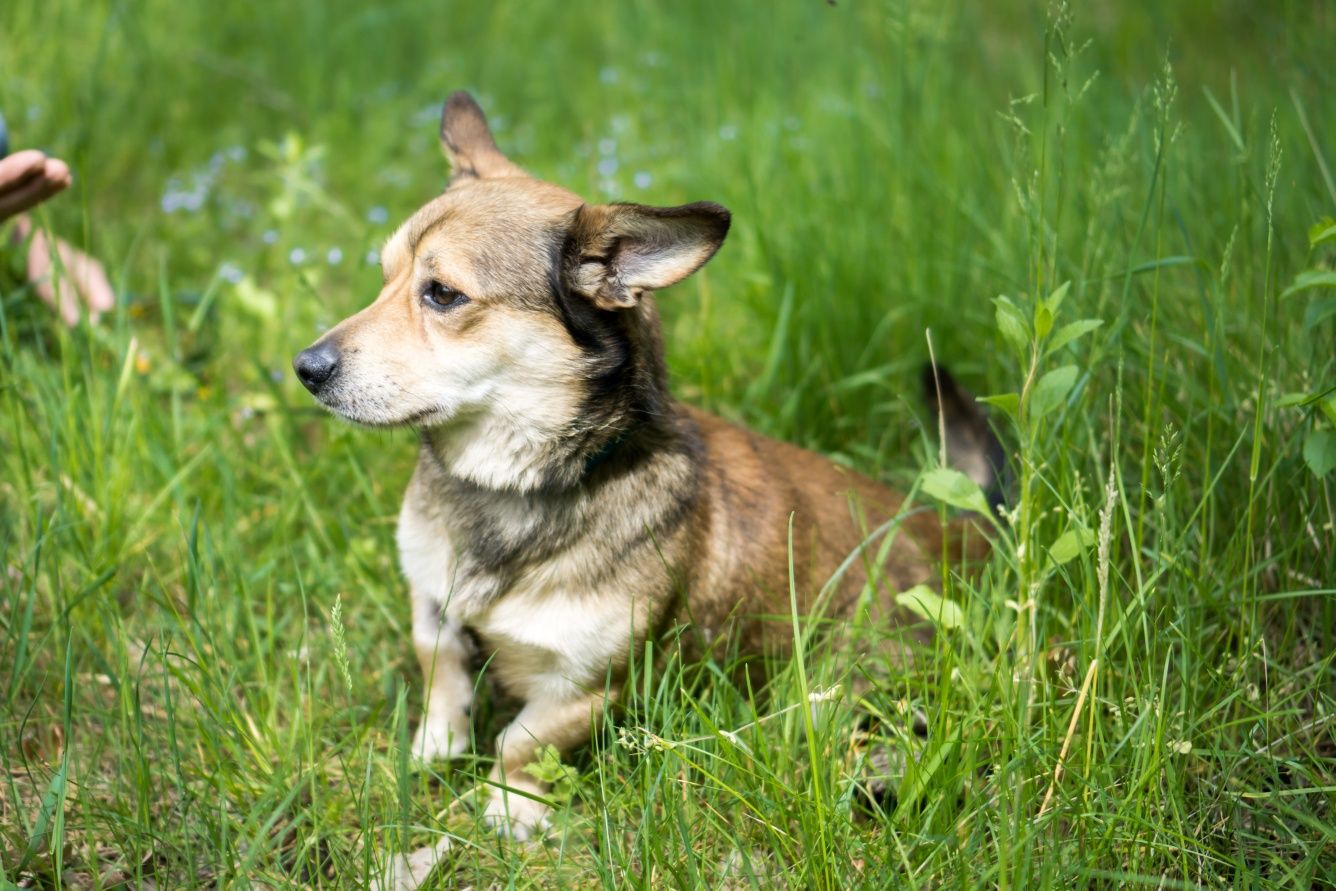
left=398, top=498, right=638, bottom=699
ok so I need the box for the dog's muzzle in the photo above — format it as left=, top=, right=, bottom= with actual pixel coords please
left=293, top=340, right=340, bottom=394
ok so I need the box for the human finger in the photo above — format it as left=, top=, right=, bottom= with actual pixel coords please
left=0, top=149, right=49, bottom=191
left=0, top=166, right=66, bottom=219
left=61, top=240, right=116, bottom=317
left=41, top=157, right=73, bottom=191
left=26, top=230, right=81, bottom=325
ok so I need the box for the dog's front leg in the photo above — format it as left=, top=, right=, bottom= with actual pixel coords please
left=482, top=689, right=610, bottom=839
left=410, top=592, right=474, bottom=762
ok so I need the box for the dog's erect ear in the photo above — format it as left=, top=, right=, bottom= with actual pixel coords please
left=439, top=91, right=525, bottom=181
left=567, top=202, right=731, bottom=310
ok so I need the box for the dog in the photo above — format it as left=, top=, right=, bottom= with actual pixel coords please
left=293, top=91, right=1000, bottom=848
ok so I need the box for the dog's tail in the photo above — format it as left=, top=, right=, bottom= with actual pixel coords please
left=921, top=364, right=1008, bottom=514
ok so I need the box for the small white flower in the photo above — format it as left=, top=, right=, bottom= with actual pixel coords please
left=289, top=247, right=307, bottom=265
left=365, top=249, right=380, bottom=265
left=599, top=67, right=619, bottom=85
left=367, top=205, right=389, bottom=224
left=598, top=138, right=617, bottom=157
left=219, top=262, right=244, bottom=284
left=719, top=124, right=738, bottom=141
left=633, top=171, right=652, bottom=189
left=262, top=229, right=279, bottom=244
left=597, top=158, right=619, bottom=177
left=326, top=247, right=343, bottom=265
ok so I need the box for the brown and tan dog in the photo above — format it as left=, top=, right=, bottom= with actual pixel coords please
left=293, top=92, right=1000, bottom=846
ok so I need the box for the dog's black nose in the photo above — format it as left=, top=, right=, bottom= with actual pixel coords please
left=293, top=341, right=340, bottom=393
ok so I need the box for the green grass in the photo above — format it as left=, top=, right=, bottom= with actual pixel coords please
left=3, top=0, right=1334, bottom=886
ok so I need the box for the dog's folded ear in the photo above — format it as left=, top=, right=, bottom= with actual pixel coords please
left=440, top=91, right=526, bottom=181
left=566, top=202, right=731, bottom=310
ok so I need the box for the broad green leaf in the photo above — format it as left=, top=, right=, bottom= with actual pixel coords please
left=1275, top=392, right=1311, bottom=409
left=1304, top=296, right=1336, bottom=330
left=993, top=296, right=1029, bottom=354
left=1303, top=429, right=1336, bottom=478
left=1044, top=280, right=1071, bottom=317
left=1275, top=391, right=1336, bottom=420
left=1322, top=396, right=1336, bottom=427
left=1046, top=526, right=1096, bottom=568
left=921, top=467, right=992, bottom=515
left=1030, top=364, right=1078, bottom=420
left=524, top=745, right=579, bottom=804
left=1047, top=319, right=1103, bottom=353
left=1281, top=269, right=1336, bottom=300
left=978, top=392, right=1020, bottom=419
left=1309, top=217, right=1336, bottom=248
left=896, top=584, right=964, bottom=629
left=1035, top=302, right=1054, bottom=341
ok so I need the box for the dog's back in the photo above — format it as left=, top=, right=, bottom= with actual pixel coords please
left=680, top=386, right=1000, bottom=658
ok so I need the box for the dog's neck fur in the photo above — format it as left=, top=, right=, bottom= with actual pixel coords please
left=410, top=296, right=701, bottom=610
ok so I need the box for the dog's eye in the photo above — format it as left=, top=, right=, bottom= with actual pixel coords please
left=422, top=281, right=470, bottom=310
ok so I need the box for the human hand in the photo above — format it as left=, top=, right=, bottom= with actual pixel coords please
left=0, top=150, right=72, bottom=221
left=17, top=218, right=116, bottom=325
left=1, top=149, right=115, bottom=324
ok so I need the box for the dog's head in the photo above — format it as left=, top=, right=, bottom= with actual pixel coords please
left=294, top=93, right=729, bottom=479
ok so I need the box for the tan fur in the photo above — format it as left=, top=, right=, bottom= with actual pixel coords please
left=294, top=93, right=996, bottom=862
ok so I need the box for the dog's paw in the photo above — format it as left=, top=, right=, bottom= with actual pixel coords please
left=410, top=717, right=469, bottom=764
left=371, top=838, right=451, bottom=891
left=481, top=788, right=551, bottom=841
